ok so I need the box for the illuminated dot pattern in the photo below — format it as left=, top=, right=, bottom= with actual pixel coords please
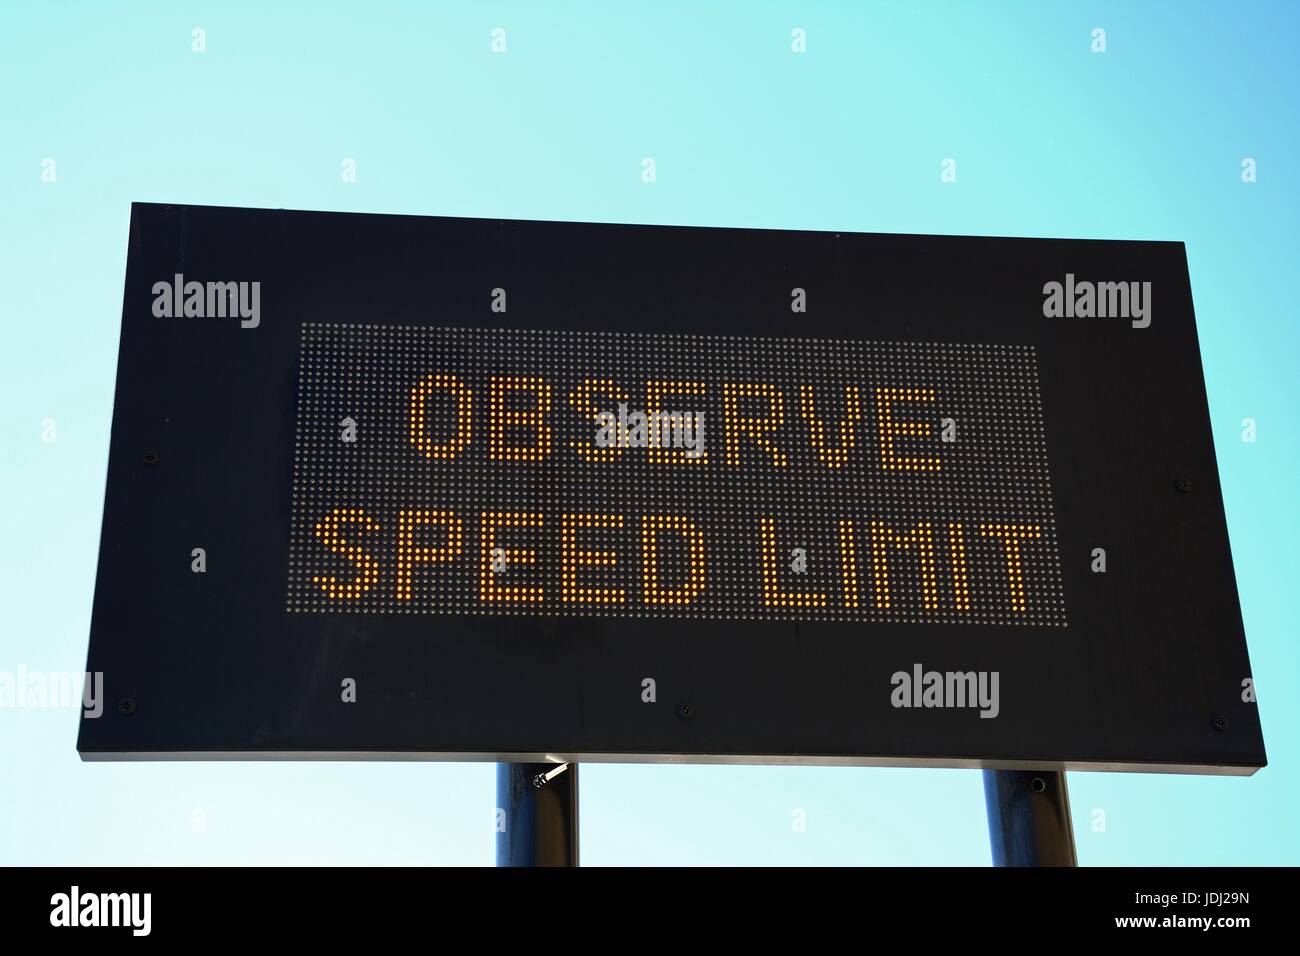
left=561, top=513, right=626, bottom=604
left=979, top=522, right=1041, bottom=615
left=410, top=374, right=472, bottom=460
left=489, top=375, right=551, bottom=462
left=310, top=507, right=380, bottom=599
left=479, top=511, right=545, bottom=603
left=640, top=514, right=707, bottom=606
left=287, top=324, right=1067, bottom=625
left=568, top=378, right=629, bottom=463
left=760, top=516, right=827, bottom=608
left=948, top=521, right=972, bottom=613
left=722, top=382, right=789, bottom=467
left=876, top=386, right=941, bottom=472
left=395, top=509, right=461, bottom=601
left=837, top=518, right=860, bottom=609
left=800, top=384, right=862, bottom=469
left=646, top=380, right=709, bottom=465
left=868, top=519, right=939, bottom=611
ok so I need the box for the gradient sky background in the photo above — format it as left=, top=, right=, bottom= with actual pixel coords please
left=1, top=1, right=1297, bottom=865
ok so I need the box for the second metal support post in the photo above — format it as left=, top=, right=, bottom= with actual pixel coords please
left=495, top=762, right=579, bottom=867
left=983, top=769, right=1078, bottom=866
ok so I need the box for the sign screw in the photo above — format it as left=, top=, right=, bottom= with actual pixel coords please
left=532, top=764, right=569, bottom=788
left=1174, top=477, right=1192, bottom=493
left=143, top=451, right=160, bottom=466
left=1212, top=714, right=1229, bottom=732
left=118, top=697, right=136, bottom=715
left=676, top=702, right=695, bottom=720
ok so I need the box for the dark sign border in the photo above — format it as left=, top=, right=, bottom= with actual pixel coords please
left=78, top=203, right=1265, bottom=774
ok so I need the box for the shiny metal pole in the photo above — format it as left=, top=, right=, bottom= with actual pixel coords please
left=983, top=770, right=1077, bottom=867
left=496, top=762, right=579, bottom=867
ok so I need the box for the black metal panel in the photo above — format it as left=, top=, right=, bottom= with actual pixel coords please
left=77, top=203, right=1265, bottom=773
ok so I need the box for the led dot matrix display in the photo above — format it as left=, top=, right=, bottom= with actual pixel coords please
left=287, top=324, right=1067, bottom=626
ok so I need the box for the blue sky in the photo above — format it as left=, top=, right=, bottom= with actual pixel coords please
left=1, top=1, right=1297, bottom=865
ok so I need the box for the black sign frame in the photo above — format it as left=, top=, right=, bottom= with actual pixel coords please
left=78, top=203, right=1265, bottom=774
